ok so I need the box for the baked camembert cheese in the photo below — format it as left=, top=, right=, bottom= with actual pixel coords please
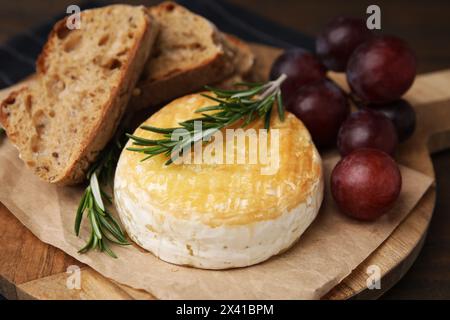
left=114, top=93, right=323, bottom=269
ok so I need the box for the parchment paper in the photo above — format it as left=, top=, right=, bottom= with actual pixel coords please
left=0, top=138, right=433, bottom=299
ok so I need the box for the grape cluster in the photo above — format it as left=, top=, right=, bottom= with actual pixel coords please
left=269, top=16, right=418, bottom=221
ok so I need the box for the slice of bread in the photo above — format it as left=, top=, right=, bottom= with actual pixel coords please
left=0, top=5, right=158, bottom=185
left=222, top=34, right=255, bottom=79
left=129, top=1, right=239, bottom=110
left=215, top=34, right=255, bottom=89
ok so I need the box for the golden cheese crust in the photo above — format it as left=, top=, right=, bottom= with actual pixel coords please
left=116, top=93, right=322, bottom=227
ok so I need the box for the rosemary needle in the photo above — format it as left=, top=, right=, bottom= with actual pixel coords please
left=127, top=74, right=287, bottom=164
left=75, top=132, right=130, bottom=258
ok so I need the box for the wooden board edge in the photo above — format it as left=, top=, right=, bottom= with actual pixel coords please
left=325, top=187, right=436, bottom=299
left=16, top=267, right=154, bottom=300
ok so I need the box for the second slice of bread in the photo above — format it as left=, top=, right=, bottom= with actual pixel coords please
left=0, top=5, right=158, bottom=185
left=130, top=2, right=239, bottom=110
left=215, top=34, right=256, bottom=88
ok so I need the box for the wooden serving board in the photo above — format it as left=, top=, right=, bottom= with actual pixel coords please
left=0, top=44, right=450, bottom=300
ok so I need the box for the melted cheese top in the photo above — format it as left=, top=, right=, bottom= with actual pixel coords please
left=116, top=93, right=322, bottom=227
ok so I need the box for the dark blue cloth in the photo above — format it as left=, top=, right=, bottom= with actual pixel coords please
left=177, top=0, right=314, bottom=49
left=0, top=0, right=314, bottom=89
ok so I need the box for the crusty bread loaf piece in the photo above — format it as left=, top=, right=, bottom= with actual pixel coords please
left=215, top=34, right=255, bottom=89
left=0, top=5, right=158, bottom=185
left=129, top=1, right=239, bottom=110
left=222, top=34, right=255, bottom=79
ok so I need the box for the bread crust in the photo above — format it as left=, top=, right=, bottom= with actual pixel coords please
left=214, top=34, right=256, bottom=89
left=130, top=49, right=232, bottom=110
left=222, top=33, right=255, bottom=77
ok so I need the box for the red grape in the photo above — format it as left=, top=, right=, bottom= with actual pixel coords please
left=287, top=80, right=350, bottom=148
left=337, top=109, right=398, bottom=156
left=331, top=148, right=402, bottom=221
left=368, top=99, right=416, bottom=142
left=347, top=36, right=417, bottom=104
left=270, top=48, right=327, bottom=103
left=316, top=16, right=373, bottom=71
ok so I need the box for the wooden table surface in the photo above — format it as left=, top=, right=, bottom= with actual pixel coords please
left=1, top=0, right=450, bottom=299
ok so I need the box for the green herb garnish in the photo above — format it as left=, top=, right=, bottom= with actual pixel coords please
left=75, top=132, right=130, bottom=258
left=127, top=74, right=287, bottom=164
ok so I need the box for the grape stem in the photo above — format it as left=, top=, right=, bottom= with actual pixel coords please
left=347, top=92, right=365, bottom=109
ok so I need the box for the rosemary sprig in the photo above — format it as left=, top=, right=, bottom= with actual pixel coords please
left=75, top=132, right=130, bottom=258
left=127, top=74, right=287, bottom=164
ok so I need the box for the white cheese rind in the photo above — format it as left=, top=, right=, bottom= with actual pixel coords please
left=114, top=154, right=323, bottom=270
left=113, top=93, right=324, bottom=269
